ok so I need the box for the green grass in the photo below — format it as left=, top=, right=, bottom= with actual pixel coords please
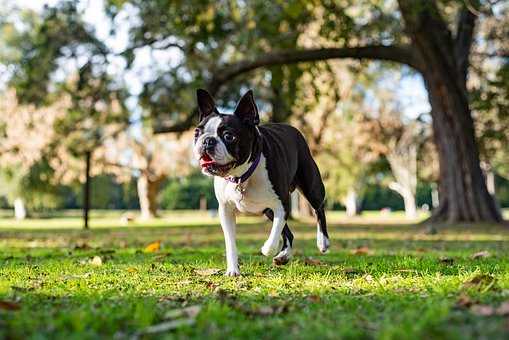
left=1, top=211, right=509, bottom=339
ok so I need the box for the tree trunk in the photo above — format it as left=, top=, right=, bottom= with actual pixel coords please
left=137, top=173, right=161, bottom=220
left=344, top=188, right=360, bottom=217
left=399, top=0, right=502, bottom=223
left=83, top=151, right=91, bottom=229
left=13, top=198, right=27, bottom=220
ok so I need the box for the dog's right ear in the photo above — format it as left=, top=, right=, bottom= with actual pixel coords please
left=196, top=89, right=218, bottom=121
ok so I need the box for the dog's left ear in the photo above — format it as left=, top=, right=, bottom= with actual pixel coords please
left=234, top=90, right=260, bottom=126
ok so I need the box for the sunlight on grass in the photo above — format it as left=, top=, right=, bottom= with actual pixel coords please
left=1, top=211, right=508, bottom=339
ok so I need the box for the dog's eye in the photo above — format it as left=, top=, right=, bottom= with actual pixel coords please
left=223, top=132, right=235, bottom=142
left=194, top=128, right=201, bottom=138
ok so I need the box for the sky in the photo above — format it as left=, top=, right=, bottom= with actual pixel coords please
left=12, top=0, right=431, bottom=120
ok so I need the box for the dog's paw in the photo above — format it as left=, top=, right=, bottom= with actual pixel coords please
left=317, top=232, right=330, bottom=254
left=225, top=268, right=240, bottom=277
left=261, top=239, right=280, bottom=257
left=272, top=247, right=292, bottom=266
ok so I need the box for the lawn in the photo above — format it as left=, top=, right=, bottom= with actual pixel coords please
left=1, top=211, right=509, bottom=339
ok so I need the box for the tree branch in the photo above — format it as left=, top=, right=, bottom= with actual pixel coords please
left=208, top=45, right=422, bottom=94
left=455, top=3, right=478, bottom=82
left=154, top=44, right=421, bottom=134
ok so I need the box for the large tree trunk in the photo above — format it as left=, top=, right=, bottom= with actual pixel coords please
left=137, top=173, right=161, bottom=220
left=389, top=182, right=417, bottom=219
left=399, top=0, right=502, bottom=223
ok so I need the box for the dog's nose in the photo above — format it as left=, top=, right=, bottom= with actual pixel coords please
left=204, top=137, right=217, bottom=150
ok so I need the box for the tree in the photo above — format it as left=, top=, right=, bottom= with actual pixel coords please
left=2, top=3, right=130, bottom=228
left=0, top=89, right=69, bottom=218
left=128, top=0, right=503, bottom=223
left=98, top=128, right=193, bottom=219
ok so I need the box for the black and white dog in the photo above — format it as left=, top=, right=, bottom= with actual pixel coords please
left=193, top=89, right=329, bottom=276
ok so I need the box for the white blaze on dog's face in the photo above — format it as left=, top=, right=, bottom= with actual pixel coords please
left=193, top=89, right=260, bottom=177
left=193, top=116, right=235, bottom=176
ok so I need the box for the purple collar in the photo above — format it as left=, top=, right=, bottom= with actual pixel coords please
left=226, top=151, right=261, bottom=184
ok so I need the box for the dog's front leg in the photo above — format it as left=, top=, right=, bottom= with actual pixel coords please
left=261, top=204, right=285, bottom=257
left=218, top=203, right=240, bottom=276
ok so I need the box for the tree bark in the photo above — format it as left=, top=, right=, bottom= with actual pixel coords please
left=398, top=0, right=502, bottom=223
left=83, top=150, right=91, bottom=229
left=137, top=173, right=161, bottom=220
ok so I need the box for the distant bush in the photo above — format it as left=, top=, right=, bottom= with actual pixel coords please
left=160, top=172, right=218, bottom=210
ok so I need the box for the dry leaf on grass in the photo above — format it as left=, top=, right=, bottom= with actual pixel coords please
left=471, top=304, right=496, bottom=316
left=306, top=295, right=321, bottom=303
left=455, top=294, right=475, bottom=308
left=88, top=256, right=103, bottom=266
left=0, top=300, right=20, bottom=311
left=352, top=246, right=372, bottom=255
left=137, top=318, right=195, bottom=336
left=194, top=268, right=221, bottom=276
left=163, top=305, right=202, bottom=319
left=439, top=256, right=454, bottom=265
left=126, top=267, right=137, bottom=273
left=463, top=274, right=496, bottom=291
left=144, top=241, right=161, bottom=253
left=471, top=251, right=490, bottom=259
left=303, top=257, right=322, bottom=266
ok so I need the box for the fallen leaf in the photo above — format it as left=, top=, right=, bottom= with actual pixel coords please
left=455, top=294, right=475, bottom=308
left=0, top=300, right=20, bottom=311
left=145, top=241, right=161, bottom=253
left=89, top=256, right=103, bottom=266
left=496, top=301, right=509, bottom=316
left=74, top=242, right=91, bottom=250
left=471, top=251, right=490, bottom=259
left=343, top=267, right=360, bottom=274
left=138, top=318, right=195, bottom=335
left=439, top=256, right=454, bottom=265
left=352, top=246, right=371, bottom=255
left=126, top=267, right=137, bottom=273
left=194, top=268, right=221, bottom=276
left=463, top=274, right=496, bottom=291
left=471, top=304, right=495, bottom=316
left=306, top=295, right=321, bottom=303
left=256, top=306, right=274, bottom=316
left=303, top=257, right=322, bottom=266
left=163, top=305, right=202, bottom=320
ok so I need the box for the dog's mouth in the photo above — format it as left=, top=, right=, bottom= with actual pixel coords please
left=199, top=154, right=235, bottom=175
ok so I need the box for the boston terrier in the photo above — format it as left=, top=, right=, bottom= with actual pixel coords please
left=193, top=89, right=329, bottom=276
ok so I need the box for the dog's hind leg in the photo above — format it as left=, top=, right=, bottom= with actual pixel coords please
left=264, top=208, right=294, bottom=265
left=295, top=157, right=330, bottom=254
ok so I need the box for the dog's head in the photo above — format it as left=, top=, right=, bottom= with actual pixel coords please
left=193, top=89, right=260, bottom=177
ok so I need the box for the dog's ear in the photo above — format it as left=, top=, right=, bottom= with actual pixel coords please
left=196, top=89, right=218, bottom=121
left=233, top=90, right=260, bottom=126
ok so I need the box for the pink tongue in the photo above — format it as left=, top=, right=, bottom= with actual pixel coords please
left=200, top=154, right=215, bottom=166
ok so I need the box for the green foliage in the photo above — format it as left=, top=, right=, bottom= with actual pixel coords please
left=160, top=172, right=217, bottom=210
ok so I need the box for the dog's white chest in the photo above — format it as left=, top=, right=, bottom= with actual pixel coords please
left=214, top=155, right=280, bottom=214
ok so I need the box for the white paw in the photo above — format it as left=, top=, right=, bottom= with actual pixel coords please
left=225, top=268, right=240, bottom=277
left=273, top=247, right=293, bottom=266
left=261, top=239, right=281, bottom=257
left=317, top=232, right=330, bottom=254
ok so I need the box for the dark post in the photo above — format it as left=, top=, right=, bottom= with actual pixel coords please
left=83, top=150, right=92, bottom=229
